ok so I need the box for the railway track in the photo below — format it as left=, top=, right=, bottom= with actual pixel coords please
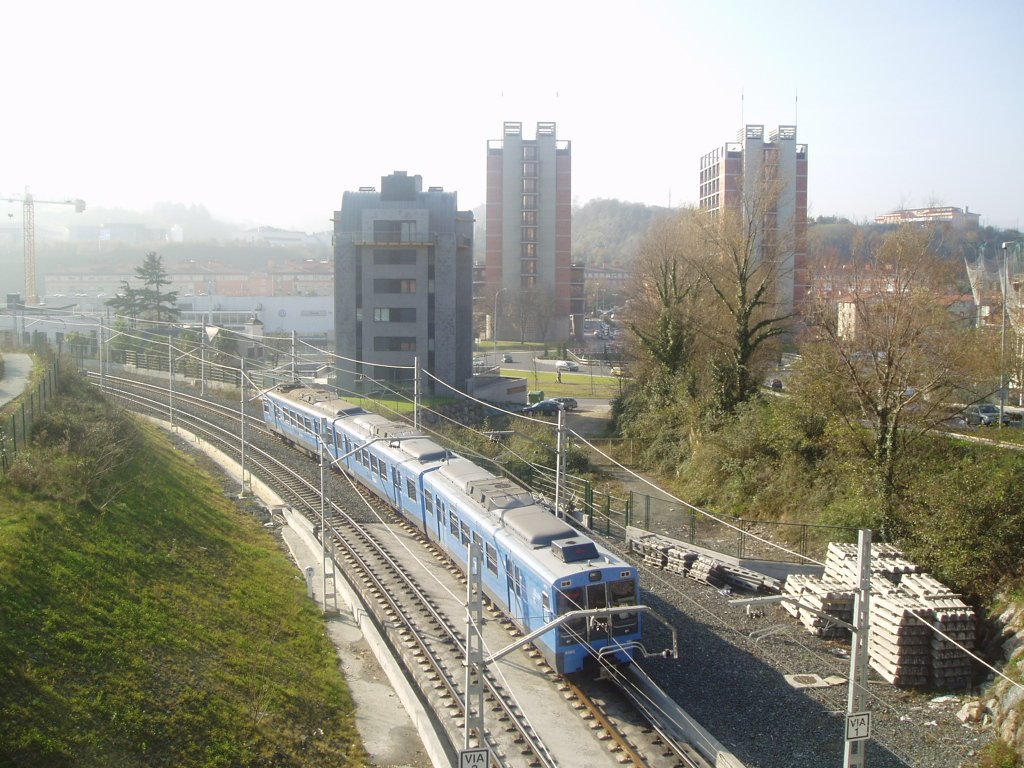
left=88, top=371, right=738, bottom=768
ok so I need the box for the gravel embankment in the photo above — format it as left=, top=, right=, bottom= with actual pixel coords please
left=631, top=562, right=993, bottom=768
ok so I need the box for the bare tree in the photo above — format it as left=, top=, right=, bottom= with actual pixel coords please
left=690, top=189, right=793, bottom=414
left=800, top=226, right=987, bottom=518
left=626, top=213, right=703, bottom=375
left=509, top=284, right=558, bottom=342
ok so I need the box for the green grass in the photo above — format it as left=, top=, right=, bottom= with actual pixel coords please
left=503, top=368, right=624, bottom=399
left=0, top=373, right=365, bottom=767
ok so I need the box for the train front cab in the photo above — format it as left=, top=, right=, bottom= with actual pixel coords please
left=551, top=543, right=640, bottom=675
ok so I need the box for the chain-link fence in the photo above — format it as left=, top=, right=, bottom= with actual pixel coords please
left=0, top=358, right=60, bottom=474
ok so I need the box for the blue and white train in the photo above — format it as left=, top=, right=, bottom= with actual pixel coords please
left=261, top=383, right=643, bottom=675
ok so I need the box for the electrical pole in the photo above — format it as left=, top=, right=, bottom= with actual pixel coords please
left=844, top=529, right=872, bottom=768
left=464, top=540, right=484, bottom=747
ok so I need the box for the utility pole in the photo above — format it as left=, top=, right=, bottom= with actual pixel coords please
left=844, top=529, right=872, bottom=768
left=554, top=405, right=567, bottom=517
left=464, top=540, right=484, bottom=747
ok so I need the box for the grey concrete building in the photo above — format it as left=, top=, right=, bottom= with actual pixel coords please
left=333, top=171, right=475, bottom=394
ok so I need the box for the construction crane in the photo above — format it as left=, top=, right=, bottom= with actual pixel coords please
left=2, top=189, right=86, bottom=306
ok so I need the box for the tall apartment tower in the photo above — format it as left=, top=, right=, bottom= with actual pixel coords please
left=486, top=121, right=580, bottom=341
left=333, top=171, right=475, bottom=393
left=698, top=124, right=808, bottom=314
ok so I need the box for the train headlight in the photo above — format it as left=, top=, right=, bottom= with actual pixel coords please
left=588, top=570, right=602, bottom=582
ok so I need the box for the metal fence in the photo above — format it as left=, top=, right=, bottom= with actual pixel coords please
left=528, top=463, right=848, bottom=565
left=0, top=358, right=61, bottom=474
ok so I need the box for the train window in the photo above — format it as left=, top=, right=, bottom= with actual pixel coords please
left=587, top=584, right=607, bottom=611
left=557, top=588, right=584, bottom=614
left=369, top=455, right=379, bottom=475
left=511, top=563, right=524, bottom=596
left=449, top=511, right=459, bottom=538
left=406, top=478, right=417, bottom=501
left=424, top=489, right=434, bottom=515
left=609, top=578, right=639, bottom=635
left=460, top=522, right=471, bottom=546
left=609, top=578, right=636, bottom=605
left=263, top=400, right=270, bottom=415
left=378, top=461, right=387, bottom=482
left=485, top=543, right=498, bottom=575
left=360, top=448, right=369, bottom=467
left=304, top=417, right=312, bottom=433
left=557, top=587, right=586, bottom=646
left=393, top=471, right=402, bottom=496
left=436, top=500, right=445, bottom=521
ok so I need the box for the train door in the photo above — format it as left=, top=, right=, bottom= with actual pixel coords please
left=505, top=556, right=527, bottom=631
left=586, top=583, right=611, bottom=644
left=422, top=489, right=435, bottom=536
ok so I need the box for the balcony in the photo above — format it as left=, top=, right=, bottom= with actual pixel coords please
left=346, top=230, right=435, bottom=246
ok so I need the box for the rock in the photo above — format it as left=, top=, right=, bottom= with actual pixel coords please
left=998, top=708, right=1019, bottom=744
left=957, top=701, right=985, bottom=723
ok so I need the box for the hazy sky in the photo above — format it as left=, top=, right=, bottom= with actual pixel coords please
left=5, top=0, right=1023, bottom=232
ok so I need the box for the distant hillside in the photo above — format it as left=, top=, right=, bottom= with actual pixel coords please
left=572, top=199, right=673, bottom=268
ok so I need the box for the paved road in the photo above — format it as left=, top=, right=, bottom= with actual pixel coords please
left=0, top=353, right=33, bottom=408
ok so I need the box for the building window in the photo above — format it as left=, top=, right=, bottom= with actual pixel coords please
left=373, top=307, right=417, bottom=322
left=373, top=249, right=417, bottom=265
left=521, top=275, right=537, bottom=289
left=521, top=227, right=537, bottom=243
left=521, top=210, right=537, bottom=225
left=522, top=145, right=537, bottom=160
left=521, top=194, right=537, bottom=210
left=521, top=243, right=536, bottom=258
left=522, top=178, right=537, bottom=193
left=521, top=259, right=537, bottom=275
left=522, top=161, right=538, bottom=177
left=373, top=278, right=417, bottom=294
left=373, top=336, right=417, bottom=352
left=373, top=220, right=418, bottom=243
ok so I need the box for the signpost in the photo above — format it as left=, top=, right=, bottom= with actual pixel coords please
left=459, top=746, right=490, bottom=767
left=846, top=711, right=871, bottom=742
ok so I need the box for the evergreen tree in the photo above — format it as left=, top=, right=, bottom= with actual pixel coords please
left=133, top=252, right=179, bottom=323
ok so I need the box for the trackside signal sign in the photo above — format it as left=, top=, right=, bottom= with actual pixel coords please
left=459, top=747, right=490, bottom=767
left=846, top=711, right=871, bottom=741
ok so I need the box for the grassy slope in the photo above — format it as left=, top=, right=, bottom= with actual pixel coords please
left=0, top=382, right=365, bottom=767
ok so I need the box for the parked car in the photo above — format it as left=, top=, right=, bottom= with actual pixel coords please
left=550, top=396, right=578, bottom=411
left=610, top=366, right=626, bottom=377
left=963, top=404, right=1011, bottom=426
left=554, top=360, right=579, bottom=372
left=502, top=353, right=514, bottom=363
left=520, top=399, right=563, bottom=416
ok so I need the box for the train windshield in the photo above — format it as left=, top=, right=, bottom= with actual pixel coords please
left=556, top=577, right=639, bottom=645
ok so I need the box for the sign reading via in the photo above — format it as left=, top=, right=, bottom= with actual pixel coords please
left=846, top=711, right=871, bottom=741
left=459, top=747, right=491, bottom=767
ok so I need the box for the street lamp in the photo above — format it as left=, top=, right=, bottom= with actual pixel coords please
left=1001, top=242, right=1011, bottom=429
